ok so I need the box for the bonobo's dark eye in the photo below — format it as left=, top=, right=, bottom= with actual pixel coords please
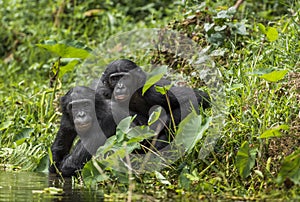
left=67, top=103, right=72, bottom=111
left=109, top=72, right=130, bottom=87
left=82, top=101, right=92, bottom=108
left=68, top=99, right=93, bottom=111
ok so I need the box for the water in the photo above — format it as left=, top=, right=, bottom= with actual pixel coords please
left=0, top=171, right=104, bottom=202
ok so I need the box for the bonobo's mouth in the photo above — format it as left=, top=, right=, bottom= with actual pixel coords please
left=75, top=122, right=92, bottom=133
left=114, top=95, right=129, bottom=101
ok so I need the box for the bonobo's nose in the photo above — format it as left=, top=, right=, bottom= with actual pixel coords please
left=117, top=82, right=125, bottom=89
left=78, top=111, right=86, bottom=117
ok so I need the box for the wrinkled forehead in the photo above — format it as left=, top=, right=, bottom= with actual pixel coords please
left=69, top=99, right=93, bottom=108
left=71, top=88, right=95, bottom=100
left=109, top=72, right=131, bottom=78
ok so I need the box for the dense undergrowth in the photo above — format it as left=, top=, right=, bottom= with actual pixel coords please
left=0, top=0, right=299, bottom=200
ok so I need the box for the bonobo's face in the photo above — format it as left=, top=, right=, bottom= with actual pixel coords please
left=108, top=72, right=128, bottom=88
left=110, top=73, right=132, bottom=102
left=68, top=99, right=95, bottom=133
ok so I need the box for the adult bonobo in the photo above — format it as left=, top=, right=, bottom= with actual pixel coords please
left=99, top=59, right=210, bottom=149
left=49, top=86, right=116, bottom=177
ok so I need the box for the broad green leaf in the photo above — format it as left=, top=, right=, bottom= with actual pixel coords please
left=127, top=126, right=156, bottom=142
left=35, top=155, right=49, bottom=172
left=0, top=121, right=13, bottom=131
left=14, top=138, right=28, bottom=146
left=214, top=25, right=227, bottom=31
left=38, top=187, right=63, bottom=195
left=13, top=128, right=33, bottom=143
left=96, top=143, right=139, bottom=172
left=175, top=112, right=211, bottom=153
left=257, top=23, right=266, bottom=34
left=251, top=68, right=274, bottom=75
left=204, top=23, right=214, bottom=32
left=259, top=70, right=288, bottom=82
left=96, top=135, right=117, bottom=156
left=142, top=66, right=167, bottom=95
left=148, top=106, right=162, bottom=126
left=235, top=141, right=257, bottom=178
left=116, top=116, right=132, bottom=134
left=266, top=27, right=279, bottom=42
left=36, top=39, right=91, bottom=59
left=226, top=83, right=244, bottom=91
left=155, top=171, right=171, bottom=185
left=276, top=149, right=300, bottom=185
left=179, top=166, right=191, bottom=189
left=154, top=84, right=172, bottom=95
left=59, top=59, right=80, bottom=78
left=82, top=160, right=109, bottom=187
left=259, top=125, right=289, bottom=139
left=215, top=10, right=230, bottom=19
left=234, top=22, right=247, bottom=35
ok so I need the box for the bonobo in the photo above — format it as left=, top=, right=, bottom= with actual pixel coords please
left=49, top=86, right=116, bottom=177
left=100, top=59, right=210, bottom=149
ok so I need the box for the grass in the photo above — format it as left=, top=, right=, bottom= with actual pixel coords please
left=0, top=0, right=299, bottom=200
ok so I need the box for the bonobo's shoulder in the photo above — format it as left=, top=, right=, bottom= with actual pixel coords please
left=151, top=78, right=171, bottom=87
left=93, top=80, right=112, bottom=99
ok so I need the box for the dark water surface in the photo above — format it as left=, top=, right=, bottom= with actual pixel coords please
left=0, top=171, right=104, bottom=202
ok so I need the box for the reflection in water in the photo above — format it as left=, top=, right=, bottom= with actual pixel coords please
left=0, top=171, right=104, bottom=202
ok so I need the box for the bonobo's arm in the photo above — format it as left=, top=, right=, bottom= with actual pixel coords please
left=142, top=84, right=196, bottom=110
left=59, top=140, right=92, bottom=177
left=141, top=82, right=210, bottom=124
left=49, top=114, right=77, bottom=173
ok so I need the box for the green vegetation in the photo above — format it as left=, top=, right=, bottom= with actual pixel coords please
left=0, top=0, right=299, bottom=200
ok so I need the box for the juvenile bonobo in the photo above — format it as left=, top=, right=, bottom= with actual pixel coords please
left=99, top=59, right=210, bottom=150
left=49, top=86, right=116, bottom=177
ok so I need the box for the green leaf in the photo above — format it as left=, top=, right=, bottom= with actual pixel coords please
left=36, top=39, right=91, bottom=59
left=266, top=27, right=279, bottom=42
left=226, top=83, right=244, bottom=91
left=95, top=135, right=117, bottom=157
left=235, top=141, right=257, bottom=178
left=155, top=171, right=171, bottom=185
left=154, top=84, right=172, bottom=95
left=148, top=106, right=162, bottom=126
left=35, top=155, right=49, bottom=172
left=59, top=59, right=80, bottom=78
left=259, top=70, right=288, bottom=82
left=204, top=23, right=214, bottom=32
left=38, top=187, right=64, bottom=195
left=252, top=68, right=274, bottom=75
left=179, top=166, right=191, bottom=189
left=13, top=128, right=34, bottom=145
left=276, top=149, right=300, bottom=185
left=215, top=10, right=231, bottom=19
left=127, top=126, right=155, bottom=142
left=175, top=112, right=211, bottom=153
left=142, top=66, right=167, bottom=95
left=82, top=160, right=109, bottom=187
left=116, top=116, right=132, bottom=134
left=259, top=125, right=289, bottom=139
left=257, top=23, right=266, bottom=34
left=0, top=121, right=13, bottom=131
left=235, top=22, right=247, bottom=35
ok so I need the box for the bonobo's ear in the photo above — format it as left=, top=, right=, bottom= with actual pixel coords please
left=131, top=67, right=147, bottom=85
left=66, top=102, right=73, bottom=111
left=60, top=88, right=73, bottom=112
